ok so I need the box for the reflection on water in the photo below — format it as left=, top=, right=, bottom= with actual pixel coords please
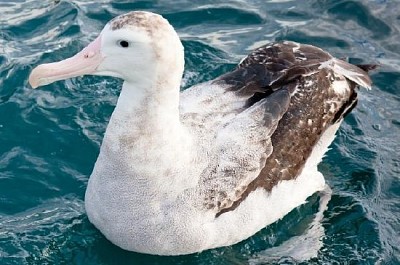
left=0, top=0, right=399, bottom=264
left=250, top=186, right=332, bottom=264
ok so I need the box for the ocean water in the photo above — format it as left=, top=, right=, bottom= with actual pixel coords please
left=0, top=0, right=399, bottom=264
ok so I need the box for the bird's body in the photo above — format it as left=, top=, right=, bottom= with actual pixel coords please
left=29, top=11, right=374, bottom=255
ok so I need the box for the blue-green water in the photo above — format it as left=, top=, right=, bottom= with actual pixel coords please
left=1, top=0, right=399, bottom=264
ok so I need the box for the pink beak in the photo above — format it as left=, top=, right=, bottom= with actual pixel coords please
left=29, top=35, right=103, bottom=88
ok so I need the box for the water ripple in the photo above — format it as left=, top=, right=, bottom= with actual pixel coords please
left=0, top=0, right=399, bottom=264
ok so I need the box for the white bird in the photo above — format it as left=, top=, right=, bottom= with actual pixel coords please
left=29, top=11, right=374, bottom=255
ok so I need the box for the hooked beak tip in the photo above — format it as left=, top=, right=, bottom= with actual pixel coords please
left=28, top=65, right=46, bottom=89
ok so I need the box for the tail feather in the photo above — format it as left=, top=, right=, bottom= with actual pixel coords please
left=355, top=64, right=379, bottom=72
left=319, top=58, right=375, bottom=90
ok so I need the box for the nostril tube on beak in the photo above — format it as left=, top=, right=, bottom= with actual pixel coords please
left=83, top=51, right=96, bottom=59
left=88, top=51, right=95, bottom=58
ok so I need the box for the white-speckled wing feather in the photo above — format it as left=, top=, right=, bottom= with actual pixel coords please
left=318, top=58, right=373, bottom=89
left=198, top=89, right=290, bottom=212
left=180, top=81, right=245, bottom=127
left=180, top=81, right=291, bottom=213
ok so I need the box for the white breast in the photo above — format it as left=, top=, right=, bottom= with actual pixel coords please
left=84, top=120, right=341, bottom=255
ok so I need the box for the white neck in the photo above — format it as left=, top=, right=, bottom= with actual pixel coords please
left=115, top=79, right=180, bottom=126
left=96, top=50, right=195, bottom=184
left=89, top=31, right=198, bottom=200
left=110, top=30, right=185, bottom=128
left=105, top=73, right=182, bottom=152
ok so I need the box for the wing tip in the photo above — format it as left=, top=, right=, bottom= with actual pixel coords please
left=320, top=58, right=377, bottom=90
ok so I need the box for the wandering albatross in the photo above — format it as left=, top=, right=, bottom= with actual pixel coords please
left=28, top=11, right=375, bottom=255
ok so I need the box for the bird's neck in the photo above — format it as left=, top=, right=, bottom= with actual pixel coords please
left=99, top=63, right=194, bottom=171
left=116, top=80, right=180, bottom=125
left=94, top=74, right=196, bottom=200
left=94, top=40, right=195, bottom=189
left=112, top=44, right=185, bottom=130
left=106, top=75, right=183, bottom=148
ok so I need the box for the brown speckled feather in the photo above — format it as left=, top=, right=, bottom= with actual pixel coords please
left=210, top=41, right=373, bottom=216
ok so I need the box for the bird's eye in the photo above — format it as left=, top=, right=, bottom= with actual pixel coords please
left=118, top=40, right=130, bottom=48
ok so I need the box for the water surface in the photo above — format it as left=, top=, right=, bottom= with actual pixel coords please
left=0, top=0, right=399, bottom=264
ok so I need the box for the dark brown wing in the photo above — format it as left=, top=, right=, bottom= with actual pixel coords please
left=209, top=41, right=373, bottom=217
left=213, top=41, right=333, bottom=106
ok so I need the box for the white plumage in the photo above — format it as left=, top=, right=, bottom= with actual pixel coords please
left=28, top=11, right=373, bottom=255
